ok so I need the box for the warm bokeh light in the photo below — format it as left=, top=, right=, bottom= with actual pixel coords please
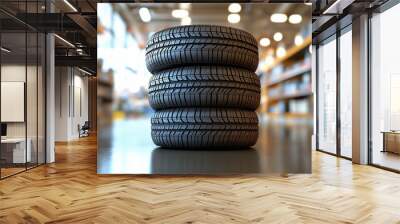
left=172, top=9, right=189, bottom=18
left=228, top=13, right=240, bottom=23
left=181, top=17, right=191, bottom=25
left=273, top=32, right=283, bottom=41
left=294, top=34, right=304, bottom=46
left=289, top=14, right=302, bottom=24
left=276, top=46, right=286, bottom=58
left=139, top=8, right=151, bottom=23
left=271, top=13, right=287, bottom=23
left=260, top=37, right=271, bottom=47
left=228, top=3, right=241, bottom=13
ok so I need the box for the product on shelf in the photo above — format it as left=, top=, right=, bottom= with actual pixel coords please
left=261, top=43, right=312, bottom=115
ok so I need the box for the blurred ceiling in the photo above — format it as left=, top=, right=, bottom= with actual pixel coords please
left=0, top=0, right=97, bottom=72
left=0, top=1, right=312, bottom=70
left=116, top=3, right=311, bottom=57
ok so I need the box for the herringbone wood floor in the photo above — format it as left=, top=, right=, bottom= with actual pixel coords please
left=1, top=135, right=400, bottom=224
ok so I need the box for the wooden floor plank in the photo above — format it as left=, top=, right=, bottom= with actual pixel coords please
left=0, top=135, right=399, bottom=223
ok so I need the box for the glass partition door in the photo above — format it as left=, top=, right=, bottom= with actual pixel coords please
left=317, top=37, right=337, bottom=154
left=0, top=1, right=46, bottom=179
left=370, top=3, right=400, bottom=171
left=0, top=31, right=28, bottom=177
left=339, top=29, right=352, bottom=158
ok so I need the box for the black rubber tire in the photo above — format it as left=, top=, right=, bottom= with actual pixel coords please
left=148, top=66, right=261, bottom=110
left=145, top=25, right=259, bottom=73
left=151, top=108, right=259, bottom=149
left=147, top=25, right=258, bottom=47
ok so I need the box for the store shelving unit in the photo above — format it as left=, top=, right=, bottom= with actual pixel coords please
left=97, top=61, right=114, bottom=105
left=268, top=88, right=312, bottom=103
left=97, top=60, right=114, bottom=148
left=259, top=37, right=312, bottom=117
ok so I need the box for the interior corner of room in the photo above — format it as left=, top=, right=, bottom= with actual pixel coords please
left=54, top=66, right=91, bottom=142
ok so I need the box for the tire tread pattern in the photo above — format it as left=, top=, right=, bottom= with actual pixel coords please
left=151, top=108, right=259, bottom=148
left=149, top=66, right=261, bottom=110
left=146, top=25, right=259, bottom=73
left=147, top=25, right=257, bottom=47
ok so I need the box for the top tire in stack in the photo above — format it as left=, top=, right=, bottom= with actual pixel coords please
left=146, top=25, right=260, bottom=149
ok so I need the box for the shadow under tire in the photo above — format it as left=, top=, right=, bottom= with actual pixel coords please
left=151, top=108, right=259, bottom=148
left=145, top=25, right=259, bottom=73
left=149, top=66, right=261, bottom=110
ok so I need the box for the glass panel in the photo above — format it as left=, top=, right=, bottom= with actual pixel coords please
left=1, top=31, right=27, bottom=177
left=26, top=0, right=39, bottom=169
left=0, top=1, right=46, bottom=178
left=317, top=37, right=337, bottom=154
left=27, top=31, right=38, bottom=169
left=371, top=4, right=400, bottom=171
left=38, top=32, right=45, bottom=165
left=339, top=29, right=352, bottom=158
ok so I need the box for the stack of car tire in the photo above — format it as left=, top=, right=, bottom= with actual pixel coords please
left=146, top=25, right=260, bottom=149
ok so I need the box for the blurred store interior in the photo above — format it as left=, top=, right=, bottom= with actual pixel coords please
left=97, top=3, right=313, bottom=174
left=98, top=3, right=312, bottom=121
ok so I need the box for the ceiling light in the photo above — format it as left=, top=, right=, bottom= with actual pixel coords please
left=323, top=0, right=342, bottom=14
left=172, top=9, right=189, bottom=18
left=227, top=14, right=240, bottom=24
left=305, top=2, right=312, bottom=6
left=1, top=47, right=11, bottom=53
left=54, top=34, right=75, bottom=48
left=139, top=7, right=151, bottom=22
left=289, top=14, right=302, bottom=24
left=270, top=13, right=287, bottom=23
left=228, top=3, right=241, bottom=13
left=181, top=17, right=191, bottom=25
left=259, top=37, right=271, bottom=47
left=294, top=34, right=304, bottom=46
left=276, top=46, right=286, bottom=58
left=273, top=32, right=283, bottom=42
left=309, top=45, right=312, bottom=54
left=63, top=0, right=78, bottom=12
left=78, top=67, right=93, bottom=76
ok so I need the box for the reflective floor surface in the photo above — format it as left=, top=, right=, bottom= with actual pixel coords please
left=372, top=150, right=400, bottom=171
left=97, top=115, right=312, bottom=174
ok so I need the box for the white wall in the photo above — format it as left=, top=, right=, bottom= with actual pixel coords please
left=72, top=74, right=89, bottom=138
left=55, top=66, right=69, bottom=141
left=55, top=67, right=89, bottom=141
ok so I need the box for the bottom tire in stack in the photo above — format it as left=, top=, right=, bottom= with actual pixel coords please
left=151, top=108, right=259, bottom=149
